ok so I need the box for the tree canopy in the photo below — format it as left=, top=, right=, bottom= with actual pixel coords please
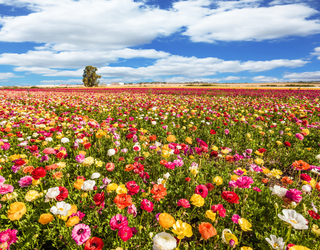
left=82, top=66, right=101, bottom=87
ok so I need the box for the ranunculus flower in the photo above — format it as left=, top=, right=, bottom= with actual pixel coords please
left=110, top=214, right=128, bottom=231
left=84, top=237, right=104, bottom=250
left=56, top=186, right=68, bottom=201
left=18, top=176, right=32, bottom=188
left=105, top=162, right=115, bottom=171
left=7, top=202, right=26, bottom=221
left=93, top=192, right=105, bottom=207
left=31, top=167, right=46, bottom=180
left=190, top=194, right=204, bottom=207
left=72, top=224, right=91, bottom=245
left=66, top=216, right=80, bottom=227
left=152, top=232, right=176, bottom=250
left=118, top=226, right=133, bottom=241
left=0, top=184, right=14, bottom=195
left=126, top=181, right=140, bottom=196
left=221, top=191, right=239, bottom=204
left=39, top=213, right=54, bottom=225
left=159, top=213, right=176, bottom=229
left=199, top=222, right=217, bottom=240
left=127, top=204, right=137, bottom=217
left=141, top=199, right=154, bottom=213
left=286, top=189, right=302, bottom=203
left=195, top=185, right=208, bottom=198
left=177, top=199, right=190, bottom=208
left=114, top=194, right=132, bottom=209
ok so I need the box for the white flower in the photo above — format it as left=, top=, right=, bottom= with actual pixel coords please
left=151, top=121, right=157, bottom=125
left=221, top=229, right=232, bottom=244
left=155, top=141, right=162, bottom=147
left=61, top=138, right=69, bottom=143
left=301, top=185, right=312, bottom=193
left=163, top=172, right=170, bottom=179
left=45, top=137, right=53, bottom=142
left=107, top=149, right=116, bottom=156
left=265, top=235, right=285, bottom=249
left=50, top=201, right=72, bottom=216
left=91, top=173, right=101, bottom=179
left=270, top=185, right=287, bottom=198
left=17, top=138, right=24, bottom=142
left=81, top=180, right=96, bottom=191
left=278, top=209, right=308, bottom=229
left=152, top=232, right=176, bottom=250
left=316, top=154, right=320, bottom=162
left=45, top=187, right=60, bottom=202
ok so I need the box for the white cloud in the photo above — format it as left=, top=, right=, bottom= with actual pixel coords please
left=224, top=76, right=241, bottom=81
left=252, top=76, right=282, bottom=82
left=40, top=79, right=82, bottom=84
left=0, top=72, right=21, bottom=80
left=311, top=47, right=320, bottom=60
left=183, top=4, right=320, bottom=42
left=283, top=71, right=320, bottom=81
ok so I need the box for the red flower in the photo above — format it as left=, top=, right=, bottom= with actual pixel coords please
left=84, top=237, right=104, bottom=250
left=300, top=174, right=311, bottom=182
left=118, top=157, right=125, bottom=162
left=56, top=186, right=68, bottom=201
left=221, top=191, right=239, bottom=204
left=28, top=145, right=38, bottom=152
left=185, top=177, right=191, bottom=182
left=31, top=167, right=46, bottom=180
left=205, top=183, right=215, bottom=191
left=284, top=141, right=291, bottom=147
left=14, top=159, right=26, bottom=166
left=84, top=143, right=91, bottom=149
left=210, top=129, right=216, bottom=135
left=308, top=210, right=320, bottom=219
left=126, top=181, right=140, bottom=196
left=258, top=148, right=266, bottom=153
left=210, top=151, right=218, bottom=157
left=93, top=192, right=105, bottom=207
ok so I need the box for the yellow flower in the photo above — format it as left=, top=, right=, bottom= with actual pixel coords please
left=287, top=132, right=292, bottom=136
left=255, top=150, right=263, bottom=156
left=241, top=247, right=253, bottom=250
left=213, top=176, right=223, bottom=186
left=301, top=129, right=309, bottom=135
left=7, top=202, right=27, bottom=221
left=83, top=157, right=94, bottom=166
left=189, top=155, right=194, bottom=159
left=312, top=224, right=320, bottom=236
left=1, top=192, right=18, bottom=201
left=159, top=213, right=176, bottom=229
left=211, top=145, right=218, bottom=151
left=276, top=141, right=282, bottom=145
left=289, top=246, right=311, bottom=250
left=172, top=220, right=193, bottom=239
left=66, top=216, right=80, bottom=227
left=142, top=152, right=150, bottom=158
left=221, top=149, right=229, bottom=154
left=57, top=162, right=66, bottom=169
left=32, top=178, right=41, bottom=186
left=223, top=232, right=238, bottom=245
left=254, top=158, right=264, bottom=165
left=205, top=210, right=216, bottom=222
left=25, top=190, right=40, bottom=202
left=116, top=184, right=127, bottom=194
left=107, top=183, right=118, bottom=192
left=96, top=130, right=106, bottom=139
left=81, top=193, right=88, bottom=198
left=270, top=169, right=283, bottom=179
left=246, top=133, right=251, bottom=138
left=185, top=137, right=192, bottom=144
left=74, top=179, right=84, bottom=190
left=39, top=213, right=54, bottom=225
left=231, top=175, right=239, bottom=181
left=162, top=150, right=170, bottom=159
left=238, top=218, right=252, bottom=231
left=190, top=194, right=204, bottom=207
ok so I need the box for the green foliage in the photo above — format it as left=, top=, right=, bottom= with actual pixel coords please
left=82, top=65, right=101, bottom=87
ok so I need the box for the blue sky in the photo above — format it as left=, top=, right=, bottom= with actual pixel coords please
left=1, top=0, right=320, bottom=85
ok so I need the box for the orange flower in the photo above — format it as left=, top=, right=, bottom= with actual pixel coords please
left=4, top=128, right=11, bottom=133
left=114, top=193, right=133, bottom=209
left=292, top=160, right=310, bottom=171
left=316, top=182, right=320, bottom=192
left=281, top=177, right=293, bottom=187
left=225, top=155, right=234, bottom=162
left=160, top=160, right=168, bottom=166
left=23, top=166, right=34, bottom=174
left=199, top=222, right=217, bottom=240
left=45, top=164, right=59, bottom=171
left=52, top=172, right=63, bottom=180
left=261, top=178, right=269, bottom=184
left=149, top=135, right=157, bottom=141
left=124, top=164, right=134, bottom=172
left=166, top=135, right=176, bottom=142
left=74, top=179, right=84, bottom=190
left=151, top=184, right=167, bottom=201
left=159, top=213, right=175, bottom=229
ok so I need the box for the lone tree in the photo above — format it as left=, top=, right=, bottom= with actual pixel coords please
left=82, top=65, right=101, bottom=87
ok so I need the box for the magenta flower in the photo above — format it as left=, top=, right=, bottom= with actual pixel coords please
left=228, top=180, right=237, bottom=188
left=164, top=162, right=175, bottom=170
left=295, top=133, right=304, bottom=141
left=211, top=204, right=226, bottom=217
left=1, top=143, right=10, bottom=150
left=140, top=199, right=154, bottom=213
left=70, top=211, right=86, bottom=221
left=18, top=176, right=32, bottom=188
left=42, top=148, right=56, bottom=155
left=253, top=187, right=261, bottom=192
left=127, top=204, right=137, bottom=217
left=110, top=214, right=128, bottom=230
left=177, top=199, right=190, bottom=208
left=286, top=189, right=302, bottom=203
left=232, top=214, right=241, bottom=224
left=71, top=224, right=91, bottom=245
left=195, top=185, right=208, bottom=198
left=118, top=226, right=133, bottom=242
left=245, top=149, right=253, bottom=154
left=75, top=154, right=85, bottom=163
left=0, top=176, right=5, bottom=185
left=0, top=228, right=18, bottom=248
left=235, top=176, right=254, bottom=188
left=225, top=129, right=229, bottom=135
left=0, top=184, right=14, bottom=195
left=126, top=181, right=140, bottom=196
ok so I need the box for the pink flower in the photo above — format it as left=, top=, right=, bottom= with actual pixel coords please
left=110, top=214, right=128, bottom=231
left=211, top=204, right=226, bottom=217
left=232, top=214, right=241, bottom=224
left=70, top=211, right=86, bottom=221
left=1, top=143, right=10, bottom=151
left=75, top=154, right=85, bottom=163
left=228, top=180, right=237, bottom=188
left=233, top=169, right=244, bottom=176
left=245, top=149, right=252, bottom=154
left=0, top=184, right=14, bottom=195
left=71, top=224, right=91, bottom=245
left=235, top=176, right=254, bottom=189
left=133, top=145, right=141, bottom=151
left=286, top=189, right=302, bottom=203
left=118, top=226, right=133, bottom=242
left=126, top=181, right=140, bottom=196
left=127, top=204, right=137, bottom=217
left=0, top=176, right=5, bottom=185
left=0, top=228, right=18, bottom=248
left=42, top=148, right=56, bottom=154
left=140, top=199, right=154, bottom=213
left=177, top=199, right=190, bottom=208
left=18, top=176, right=32, bottom=188
left=253, top=187, right=261, bottom=192
left=295, top=133, right=304, bottom=141
left=225, top=129, right=229, bottom=135
left=195, top=185, right=208, bottom=198
left=165, top=162, right=175, bottom=170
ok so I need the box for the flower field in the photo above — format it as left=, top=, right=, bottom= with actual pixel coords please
left=0, top=88, right=320, bottom=250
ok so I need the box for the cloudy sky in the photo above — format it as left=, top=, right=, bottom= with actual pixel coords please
left=0, top=0, right=320, bottom=85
